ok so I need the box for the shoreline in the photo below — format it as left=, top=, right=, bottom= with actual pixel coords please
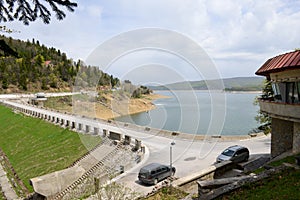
left=110, top=118, right=268, bottom=141
left=154, top=89, right=262, bottom=94
left=111, top=93, right=170, bottom=118
left=95, top=92, right=169, bottom=120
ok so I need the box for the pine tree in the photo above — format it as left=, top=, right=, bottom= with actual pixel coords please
left=0, top=0, right=77, bottom=25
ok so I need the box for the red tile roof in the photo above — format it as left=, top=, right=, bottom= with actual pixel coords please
left=255, top=50, right=300, bottom=76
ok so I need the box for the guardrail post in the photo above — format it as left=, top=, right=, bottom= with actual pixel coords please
left=85, top=125, right=90, bottom=133
left=135, top=139, right=141, bottom=151
left=93, top=127, right=99, bottom=135
left=71, top=122, right=76, bottom=129
left=103, top=129, right=107, bottom=137
left=124, top=135, right=131, bottom=145
left=78, top=123, right=82, bottom=131
left=66, top=120, right=70, bottom=127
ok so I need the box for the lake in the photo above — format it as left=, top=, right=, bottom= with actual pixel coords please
left=115, top=90, right=260, bottom=136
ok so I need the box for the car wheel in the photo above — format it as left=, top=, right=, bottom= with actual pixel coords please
left=245, top=156, right=249, bottom=162
left=153, top=179, right=158, bottom=185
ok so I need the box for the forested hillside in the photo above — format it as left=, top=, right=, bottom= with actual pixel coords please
left=0, top=35, right=119, bottom=93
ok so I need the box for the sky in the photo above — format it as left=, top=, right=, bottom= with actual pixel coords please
left=3, top=0, right=300, bottom=85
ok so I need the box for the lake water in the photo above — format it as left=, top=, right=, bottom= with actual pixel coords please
left=115, top=90, right=260, bottom=136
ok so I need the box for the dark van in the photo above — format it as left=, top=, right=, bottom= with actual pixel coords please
left=138, top=163, right=176, bottom=185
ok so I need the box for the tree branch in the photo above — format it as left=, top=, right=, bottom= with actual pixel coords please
left=0, top=0, right=77, bottom=24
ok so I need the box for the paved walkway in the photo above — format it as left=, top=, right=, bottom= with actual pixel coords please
left=0, top=162, right=19, bottom=200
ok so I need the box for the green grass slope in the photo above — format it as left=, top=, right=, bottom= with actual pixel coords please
left=218, top=154, right=300, bottom=200
left=218, top=168, right=300, bottom=200
left=0, top=104, right=100, bottom=192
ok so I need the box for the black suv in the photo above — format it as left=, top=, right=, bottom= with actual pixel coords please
left=138, top=163, right=176, bottom=185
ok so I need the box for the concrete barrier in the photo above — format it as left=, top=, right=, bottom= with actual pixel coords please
left=124, top=135, right=131, bottom=145
left=109, top=131, right=122, bottom=141
left=173, top=161, right=235, bottom=187
left=73, top=122, right=76, bottom=129
left=78, top=123, right=82, bottom=131
left=134, top=139, right=141, bottom=151
left=103, top=129, right=108, bottom=137
left=85, top=125, right=90, bottom=133
left=93, top=127, right=99, bottom=135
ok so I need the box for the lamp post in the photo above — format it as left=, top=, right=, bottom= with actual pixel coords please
left=170, top=141, right=175, bottom=188
left=170, top=141, right=175, bottom=176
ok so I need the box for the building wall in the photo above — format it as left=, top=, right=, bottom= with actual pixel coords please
left=270, top=69, right=300, bottom=82
left=293, top=122, right=300, bottom=154
left=271, top=118, right=293, bottom=157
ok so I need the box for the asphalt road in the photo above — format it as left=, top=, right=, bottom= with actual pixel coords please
left=114, top=132, right=270, bottom=195
left=1, top=99, right=271, bottom=196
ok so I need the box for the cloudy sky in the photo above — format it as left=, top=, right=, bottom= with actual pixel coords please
left=4, top=0, right=300, bottom=84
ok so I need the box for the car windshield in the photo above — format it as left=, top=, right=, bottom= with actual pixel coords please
left=222, top=149, right=235, bottom=156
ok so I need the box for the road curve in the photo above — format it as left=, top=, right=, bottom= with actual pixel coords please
left=0, top=100, right=271, bottom=195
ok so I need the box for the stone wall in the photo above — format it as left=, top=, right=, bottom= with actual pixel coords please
left=271, top=118, right=293, bottom=157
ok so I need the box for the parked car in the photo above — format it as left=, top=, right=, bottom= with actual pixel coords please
left=216, top=145, right=249, bottom=163
left=138, top=163, right=176, bottom=185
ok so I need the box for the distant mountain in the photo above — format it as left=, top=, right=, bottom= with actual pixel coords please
left=148, top=77, right=265, bottom=91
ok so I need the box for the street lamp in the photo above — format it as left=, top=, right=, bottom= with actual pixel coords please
left=170, top=141, right=175, bottom=176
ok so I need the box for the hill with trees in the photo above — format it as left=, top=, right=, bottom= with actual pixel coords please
left=0, top=35, right=120, bottom=93
left=149, top=77, right=264, bottom=91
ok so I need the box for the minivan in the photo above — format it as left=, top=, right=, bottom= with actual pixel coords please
left=138, top=163, right=176, bottom=185
left=216, top=145, right=249, bottom=163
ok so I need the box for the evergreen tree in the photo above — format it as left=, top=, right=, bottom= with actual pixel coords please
left=254, top=79, right=272, bottom=134
left=0, top=0, right=77, bottom=25
left=0, top=35, right=121, bottom=92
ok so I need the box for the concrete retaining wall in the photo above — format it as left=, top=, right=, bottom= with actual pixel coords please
left=173, top=161, right=235, bottom=188
left=0, top=101, right=142, bottom=151
left=271, top=118, right=293, bottom=157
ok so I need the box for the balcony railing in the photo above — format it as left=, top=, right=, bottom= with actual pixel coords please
left=259, top=99, right=300, bottom=120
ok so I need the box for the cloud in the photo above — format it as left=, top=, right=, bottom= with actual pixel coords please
left=3, top=0, right=300, bottom=80
left=86, top=6, right=103, bottom=18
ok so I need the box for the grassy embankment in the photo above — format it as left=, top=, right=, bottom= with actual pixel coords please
left=0, top=104, right=101, bottom=192
left=139, top=187, right=188, bottom=200
left=218, top=154, right=300, bottom=200
left=0, top=192, right=4, bottom=200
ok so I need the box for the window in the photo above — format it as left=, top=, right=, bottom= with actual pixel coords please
left=287, top=82, right=299, bottom=104
left=222, top=149, right=235, bottom=156
left=287, top=82, right=294, bottom=103
left=272, top=83, right=282, bottom=101
left=294, top=82, right=299, bottom=103
left=296, top=81, right=300, bottom=103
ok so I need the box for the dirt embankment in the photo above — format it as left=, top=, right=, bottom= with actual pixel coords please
left=93, top=93, right=168, bottom=120
left=46, top=93, right=169, bottom=120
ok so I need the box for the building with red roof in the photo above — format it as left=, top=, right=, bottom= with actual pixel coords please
left=256, top=50, right=300, bottom=158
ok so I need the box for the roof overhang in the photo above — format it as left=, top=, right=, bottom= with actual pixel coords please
left=255, top=50, right=300, bottom=76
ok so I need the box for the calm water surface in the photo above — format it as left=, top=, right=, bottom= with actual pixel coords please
left=115, top=90, right=260, bottom=135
